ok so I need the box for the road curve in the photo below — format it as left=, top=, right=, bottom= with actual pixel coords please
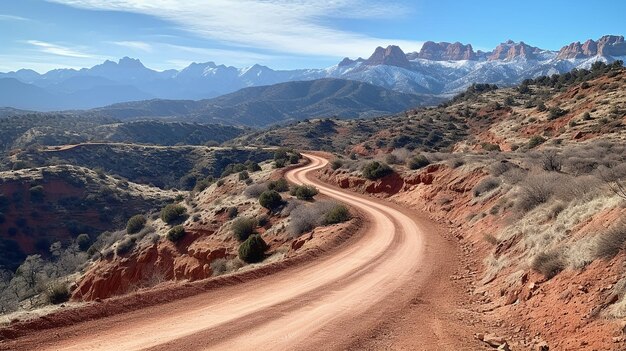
left=2, top=153, right=434, bottom=351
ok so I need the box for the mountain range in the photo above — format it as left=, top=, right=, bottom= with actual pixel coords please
left=1, top=35, right=625, bottom=111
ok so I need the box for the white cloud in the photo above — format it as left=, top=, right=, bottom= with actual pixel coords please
left=46, top=0, right=423, bottom=58
left=25, top=40, right=93, bottom=58
left=111, top=40, right=153, bottom=52
left=0, top=14, right=30, bottom=21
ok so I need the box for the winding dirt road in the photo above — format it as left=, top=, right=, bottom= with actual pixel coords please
left=1, top=154, right=478, bottom=350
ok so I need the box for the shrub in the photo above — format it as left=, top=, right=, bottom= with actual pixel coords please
left=116, top=237, right=136, bottom=255
left=362, top=161, right=393, bottom=180
left=232, top=217, right=256, bottom=241
left=407, top=155, right=430, bottom=170
left=167, top=225, right=186, bottom=242
left=238, top=171, right=249, bottom=181
left=46, top=283, right=71, bottom=304
left=481, top=143, right=501, bottom=152
left=244, top=183, right=268, bottom=198
left=516, top=173, right=562, bottom=212
left=287, top=201, right=335, bottom=236
left=267, top=178, right=289, bottom=192
left=289, top=154, right=300, bottom=164
left=238, top=234, right=268, bottom=263
left=330, top=160, right=343, bottom=170
left=274, top=158, right=286, bottom=168
left=194, top=178, right=212, bottom=192
left=246, top=161, right=262, bottom=172
left=548, top=107, right=567, bottom=120
left=531, top=250, right=565, bottom=279
left=216, top=179, right=225, bottom=187
left=126, top=214, right=147, bottom=234
left=29, top=185, right=45, bottom=202
left=323, top=205, right=351, bottom=225
left=528, top=136, right=546, bottom=149
left=473, top=177, right=500, bottom=197
left=227, top=206, right=238, bottom=219
left=385, top=154, right=400, bottom=165
left=594, top=219, right=626, bottom=259
left=259, top=190, right=283, bottom=210
left=582, top=112, right=592, bottom=120
left=160, top=204, right=187, bottom=224
left=290, top=185, right=319, bottom=200
left=76, top=233, right=91, bottom=251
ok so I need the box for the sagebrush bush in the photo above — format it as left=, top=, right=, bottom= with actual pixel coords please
left=362, top=161, right=393, bottom=180
left=516, top=173, right=563, bottom=212
left=238, top=171, right=249, bottom=181
left=473, top=177, right=500, bottom=197
left=116, top=237, right=135, bottom=255
left=46, top=282, right=71, bottom=304
left=244, top=183, right=268, bottom=198
left=267, top=178, right=289, bottom=192
left=259, top=190, right=283, bottom=210
left=594, top=219, right=626, bottom=259
left=227, top=206, right=239, bottom=219
left=238, top=234, right=268, bottom=263
left=160, top=204, right=187, bottom=224
left=323, top=204, right=351, bottom=225
left=232, top=217, right=256, bottom=241
left=407, top=155, right=430, bottom=170
left=126, top=214, right=147, bottom=234
left=76, top=233, right=91, bottom=251
left=532, top=250, right=565, bottom=279
left=167, top=225, right=186, bottom=242
left=290, top=185, right=319, bottom=200
left=288, top=201, right=336, bottom=236
left=330, top=160, right=343, bottom=170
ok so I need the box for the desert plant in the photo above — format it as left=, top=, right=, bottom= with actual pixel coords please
left=126, top=214, right=147, bottom=234
left=76, top=233, right=91, bottom=251
left=528, top=135, right=546, bottom=149
left=407, top=155, right=430, bottom=170
left=160, top=204, right=187, bottom=224
left=167, top=225, right=186, bottom=242
left=238, top=234, right=268, bottom=263
left=267, top=178, right=289, bottom=192
left=323, top=204, right=351, bottom=225
left=290, top=185, right=319, bottom=200
left=238, top=171, right=249, bottom=181
left=362, top=161, right=393, bottom=180
left=46, top=282, right=70, bottom=304
left=227, top=206, right=239, bottom=219
left=330, top=160, right=343, bottom=170
left=232, top=217, right=256, bottom=241
left=473, top=177, right=500, bottom=197
left=541, top=150, right=562, bottom=172
left=116, top=237, right=135, bottom=255
left=531, top=250, right=565, bottom=279
left=259, top=190, right=283, bottom=211
left=244, top=183, right=268, bottom=198
left=594, top=219, right=626, bottom=259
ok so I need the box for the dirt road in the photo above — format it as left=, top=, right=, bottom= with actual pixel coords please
left=1, top=154, right=479, bottom=350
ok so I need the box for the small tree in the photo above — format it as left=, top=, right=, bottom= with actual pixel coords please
left=76, top=234, right=91, bottom=251
left=407, top=155, right=430, bottom=170
left=268, top=178, right=289, bottom=192
left=160, top=204, right=188, bottom=224
left=238, top=234, right=268, bottom=263
left=259, top=190, right=283, bottom=211
left=290, top=185, right=319, bottom=200
left=362, top=161, right=393, bottom=180
left=238, top=171, right=249, bottom=181
left=323, top=205, right=351, bottom=225
left=232, top=217, right=256, bottom=241
left=167, top=225, right=186, bottom=242
left=126, top=214, right=147, bottom=234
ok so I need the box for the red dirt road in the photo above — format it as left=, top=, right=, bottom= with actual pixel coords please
left=1, top=154, right=480, bottom=350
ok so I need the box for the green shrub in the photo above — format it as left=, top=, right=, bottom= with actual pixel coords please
left=216, top=179, right=225, bottom=187
left=323, top=205, right=351, bottom=225
left=76, top=233, right=91, bottom=251
left=29, top=185, right=45, bottom=202
left=481, top=143, right=501, bottom=152
left=407, top=155, right=430, bottom=170
left=238, top=171, right=249, bottom=181
left=238, top=234, right=268, bottom=263
left=116, top=237, right=135, bottom=255
left=126, top=214, right=147, bottom=234
left=232, top=217, right=256, bottom=241
left=473, top=177, right=500, bottom=197
left=227, top=206, right=238, bottom=219
left=531, top=250, right=564, bottom=279
left=582, top=112, right=592, bottom=120
left=46, top=283, right=71, bottom=304
left=548, top=107, right=567, bottom=120
left=245, top=161, right=262, bottom=172
left=289, top=154, right=300, bottom=164
left=362, top=161, right=393, bottom=180
left=167, top=225, right=186, bottom=242
left=274, top=158, right=286, bottom=168
left=160, top=204, right=187, bottom=224
left=259, top=190, right=283, bottom=210
left=267, top=178, right=289, bottom=192
left=290, top=185, right=319, bottom=200
left=330, top=160, right=343, bottom=170
left=528, top=136, right=546, bottom=149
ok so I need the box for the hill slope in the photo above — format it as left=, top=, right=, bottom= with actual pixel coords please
left=91, top=78, right=436, bottom=127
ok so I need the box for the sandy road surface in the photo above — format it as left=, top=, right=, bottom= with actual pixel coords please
left=1, top=153, right=475, bottom=350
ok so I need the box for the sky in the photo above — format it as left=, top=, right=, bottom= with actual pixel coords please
left=1, top=0, right=625, bottom=73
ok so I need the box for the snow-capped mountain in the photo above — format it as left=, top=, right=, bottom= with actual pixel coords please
left=0, top=35, right=624, bottom=111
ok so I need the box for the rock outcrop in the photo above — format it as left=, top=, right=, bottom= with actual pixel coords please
left=416, top=41, right=477, bottom=61
left=363, top=45, right=411, bottom=69
left=488, top=40, right=541, bottom=60
left=557, top=35, right=626, bottom=59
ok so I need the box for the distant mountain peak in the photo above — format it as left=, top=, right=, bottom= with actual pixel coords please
left=364, top=45, right=411, bottom=69
left=488, top=40, right=542, bottom=60
left=416, top=41, right=477, bottom=61
left=118, top=56, right=145, bottom=67
left=557, top=34, right=626, bottom=59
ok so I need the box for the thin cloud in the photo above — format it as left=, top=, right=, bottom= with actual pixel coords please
left=0, top=14, right=30, bottom=21
left=47, top=0, right=423, bottom=58
left=25, top=40, right=93, bottom=58
left=111, top=41, right=153, bottom=52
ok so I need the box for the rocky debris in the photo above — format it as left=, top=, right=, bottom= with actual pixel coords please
left=414, top=41, right=477, bottom=61
left=363, top=45, right=411, bottom=69
left=488, top=40, right=542, bottom=61
left=557, top=35, right=626, bottom=59
left=476, top=333, right=509, bottom=349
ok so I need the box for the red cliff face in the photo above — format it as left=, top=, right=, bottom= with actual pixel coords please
left=416, top=41, right=477, bottom=61
left=557, top=35, right=626, bottom=59
left=488, top=40, right=541, bottom=60
left=363, top=45, right=411, bottom=69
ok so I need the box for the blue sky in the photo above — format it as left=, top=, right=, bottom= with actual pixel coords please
left=1, top=0, right=625, bottom=73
